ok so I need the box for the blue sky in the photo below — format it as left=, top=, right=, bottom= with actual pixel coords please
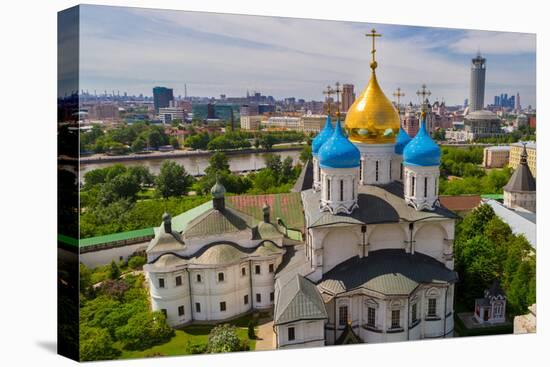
left=79, top=5, right=536, bottom=107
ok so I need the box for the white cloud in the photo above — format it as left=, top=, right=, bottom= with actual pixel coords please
left=78, top=7, right=536, bottom=106
left=449, top=30, right=536, bottom=54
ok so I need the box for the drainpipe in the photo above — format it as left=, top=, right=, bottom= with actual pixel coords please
left=406, top=296, right=410, bottom=340
left=361, top=225, right=367, bottom=257
left=333, top=296, right=337, bottom=344
left=249, top=260, right=253, bottom=310
left=443, top=286, right=448, bottom=337
left=409, top=222, right=414, bottom=254
left=186, top=268, right=193, bottom=321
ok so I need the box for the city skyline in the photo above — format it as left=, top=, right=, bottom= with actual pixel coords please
left=78, top=5, right=536, bottom=107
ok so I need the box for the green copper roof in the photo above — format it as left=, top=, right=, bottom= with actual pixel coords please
left=274, top=275, right=328, bottom=325
left=79, top=227, right=155, bottom=248
left=481, top=194, right=504, bottom=200
left=170, top=201, right=214, bottom=233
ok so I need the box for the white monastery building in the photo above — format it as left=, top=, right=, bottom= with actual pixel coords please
left=144, top=30, right=459, bottom=349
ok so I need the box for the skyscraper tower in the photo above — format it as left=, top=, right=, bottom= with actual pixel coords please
left=515, top=92, right=521, bottom=111
left=469, top=52, right=486, bottom=112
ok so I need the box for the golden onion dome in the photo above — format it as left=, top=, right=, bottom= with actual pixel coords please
left=345, top=70, right=400, bottom=144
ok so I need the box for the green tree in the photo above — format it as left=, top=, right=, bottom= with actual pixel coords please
left=507, top=259, right=536, bottom=314
left=155, top=161, right=192, bottom=198
left=169, top=136, right=180, bottom=149
left=128, top=255, right=146, bottom=270
left=264, top=154, right=282, bottom=181
left=115, top=311, right=174, bottom=350
left=281, top=156, right=294, bottom=183
left=204, top=152, right=230, bottom=176
left=259, top=134, right=276, bottom=150
left=99, top=172, right=141, bottom=205
left=131, top=137, right=146, bottom=152
left=80, top=326, right=120, bottom=361
left=207, top=324, right=241, bottom=353
left=299, top=145, right=312, bottom=164
left=109, top=260, right=120, bottom=280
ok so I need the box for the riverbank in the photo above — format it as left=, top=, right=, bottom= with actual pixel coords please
left=80, top=145, right=305, bottom=164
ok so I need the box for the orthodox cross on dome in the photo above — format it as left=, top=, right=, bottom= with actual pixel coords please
left=334, top=82, right=342, bottom=119
left=323, top=85, right=334, bottom=116
left=365, top=28, right=382, bottom=70
left=416, top=84, right=431, bottom=112
left=393, top=87, right=405, bottom=113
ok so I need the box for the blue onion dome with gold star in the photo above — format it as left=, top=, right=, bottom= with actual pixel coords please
left=395, top=126, right=412, bottom=155
left=318, top=119, right=361, bottom=169
left=403, top=113, right=441, bottom=166
left=312, top=115, right=334, bottom=156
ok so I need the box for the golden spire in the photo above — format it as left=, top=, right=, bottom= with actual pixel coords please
left=366, top=28, right=382, bottom=71
left=334, top=82, right=341, bottom=119
left=344, top=28, right=400, bottom=144
left=323, top=85, right=334, bottom=116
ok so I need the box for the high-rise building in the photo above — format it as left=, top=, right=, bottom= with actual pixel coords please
left=153, top=86, right=174, bottom=113
left=341, top=84, right=355, bottom=112
left=515, top=92, right=521, bottom=111
left=469, top=53, right=486, bottom=112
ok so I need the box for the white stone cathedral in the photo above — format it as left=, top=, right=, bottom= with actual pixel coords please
left=144, top=30, right=458, bottom=350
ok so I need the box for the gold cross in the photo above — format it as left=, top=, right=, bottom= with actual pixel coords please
left=323, top=85, right=334, bottom=116
left=393, top=87, right=405, bottom=111
left=366, top=28, right=382, bottom=70
left=334, top=82, right=342, bottom=119
left=416, top=84, right=431, bottom=112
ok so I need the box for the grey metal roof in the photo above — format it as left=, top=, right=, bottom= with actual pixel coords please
left=148, top=240, right=285, bottom=268
left=504, top=159, right=535, bottom=192
left=317, top=249, right=458, bottom=296
left=483, top=199, right=536, bottom=248
left=146, top=225, right=185, bottom=253
left=184, top=207, right=258, bottom=238
left=302, top=181, right=458, bottom=229
left=274, top=274, right=328, bottom=325
left=292, top=159, right=313, bottom=192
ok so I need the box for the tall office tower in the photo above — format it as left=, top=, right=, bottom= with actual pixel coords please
left=469, top=53, right=486, bottom=112
left=341, top=84, right=356, bottom=112
left=153, top=86, right=174, bottom=113
left=515, top=92, right=521, bottom=111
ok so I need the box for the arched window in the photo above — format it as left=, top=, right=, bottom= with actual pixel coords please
left=340, top=180, right=344, bottom=201
left=375, top=161, right=379, bottom=181
left=411, top=175, right=415, bottom=196
left=327, top=178, right=331, bottom=200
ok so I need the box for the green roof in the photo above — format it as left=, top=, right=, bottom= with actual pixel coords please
left=481, top=194, right=504, bottom=200
left=275, top=275, right=328, bottom=325
left=170, top=201, right=214, bottom=233
left=79, top=227, right=155, bottom=248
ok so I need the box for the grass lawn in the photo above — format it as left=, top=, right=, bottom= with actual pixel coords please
left=119, top=315, right=258, bottom=359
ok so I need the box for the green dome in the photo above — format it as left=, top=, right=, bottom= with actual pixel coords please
left=210, top=179, right=226, bottom=199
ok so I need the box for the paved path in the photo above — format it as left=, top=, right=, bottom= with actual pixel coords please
left=255, top=320, right=275, bottom=351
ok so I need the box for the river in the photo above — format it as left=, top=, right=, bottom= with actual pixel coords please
left=79, top=150, right=301, bottom=182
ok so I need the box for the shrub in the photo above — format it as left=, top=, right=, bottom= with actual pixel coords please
left=128, top=255, right=146, bottom=270
left=79, top=326, right=120, bottom=361
left=247, top=320, right=256, bottom=339
left=207, top=324, right=241, bottom=353
left=115, top=311, right=174, bottom=350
